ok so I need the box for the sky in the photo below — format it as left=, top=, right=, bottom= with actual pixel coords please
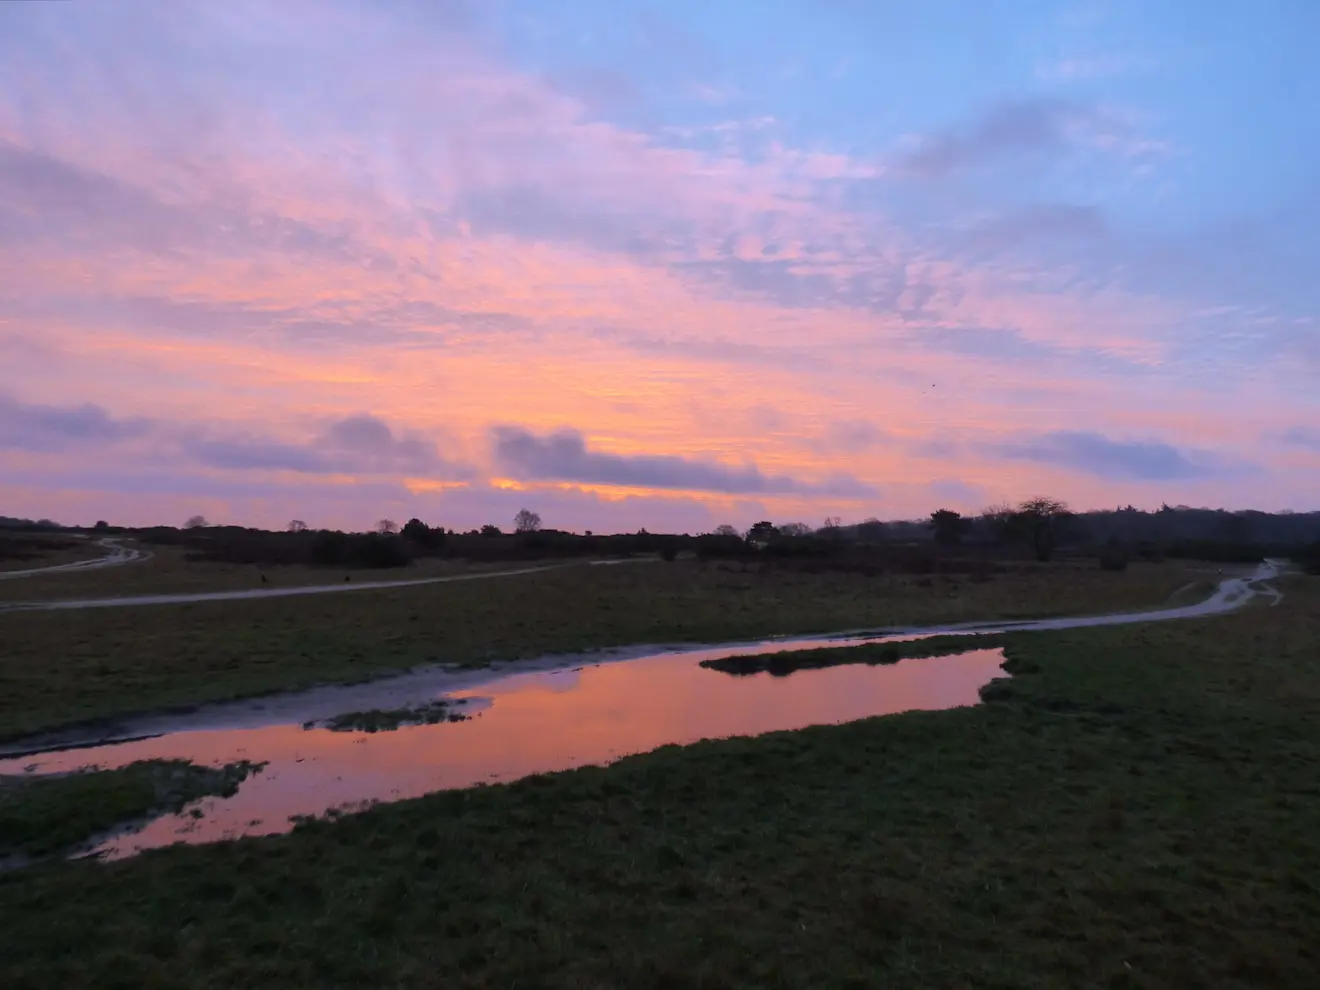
left=1, top=0, right=1318, bottom=533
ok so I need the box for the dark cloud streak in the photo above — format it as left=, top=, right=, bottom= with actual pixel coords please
left=491, top=425, right=875, bottom=496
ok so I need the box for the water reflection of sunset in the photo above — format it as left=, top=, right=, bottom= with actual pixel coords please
left=1, top=649, right=1006, bottom=859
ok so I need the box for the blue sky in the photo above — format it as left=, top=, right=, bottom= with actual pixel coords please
left=0, top=0, right=1316, bottom=531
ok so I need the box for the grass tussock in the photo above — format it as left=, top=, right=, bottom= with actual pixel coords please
left=311, top=699, right=470, bottom=733
left=701, top=633, right=1005, bottom=676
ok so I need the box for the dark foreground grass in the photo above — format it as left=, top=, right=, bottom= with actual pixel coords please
left=0, top=558, right=1198, bottom=740
left=0, top=579, right=1316, bottom=988
left=0, top=760, right=260, bottom=862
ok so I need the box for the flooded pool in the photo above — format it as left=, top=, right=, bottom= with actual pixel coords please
left=0, top=640, right=1007, bottom=860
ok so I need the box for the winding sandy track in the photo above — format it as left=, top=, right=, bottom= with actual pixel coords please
left=0, top=538, right=151, bottom=582
left=0, top=557, right=641, bottom=612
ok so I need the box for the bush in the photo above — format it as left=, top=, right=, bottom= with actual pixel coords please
left=1098, top=552, right=1129, bottom=572
left=1098, top=538, right=1130, bottom=571
left=307, top=531, right=412, bottom=569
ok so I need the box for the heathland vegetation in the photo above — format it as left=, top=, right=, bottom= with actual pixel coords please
left=7, top=499, right=1318, bottom=575
left=1, top=501, right=1317, bottom=988
left=1, top=576, right=1317, bottom=987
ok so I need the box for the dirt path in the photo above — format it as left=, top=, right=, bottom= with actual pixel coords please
left=0, top=538, right=151, bottom=582
left=0, top=557, right=644, bottom=612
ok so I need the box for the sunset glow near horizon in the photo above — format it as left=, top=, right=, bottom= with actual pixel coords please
left=2, top=1, right=1317, bottom=533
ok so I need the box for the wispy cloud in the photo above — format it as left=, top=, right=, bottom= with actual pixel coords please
left=1279, top=426, right=1320, bottom=452
left=992, top=430, right=1247, bottom=481
left=1035, top=53, right=1160, bottom=82
left=0, top=394, right=149, bottom=452
left=896, top=98, right=1162, bottom=178
left=187, top=414, right=474, bottom=479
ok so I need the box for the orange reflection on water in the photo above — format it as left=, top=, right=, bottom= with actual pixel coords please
left=3, top=648, right=1006, bottom=858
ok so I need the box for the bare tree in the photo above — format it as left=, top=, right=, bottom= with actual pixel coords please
left=287, top=519, right=308, bottom=533
left=979, top=503, right=1017, bottom=544
left=712, top=524, right=740, bottom=538
left=184, top=515, right=209, bottom=529
left=1015, top=497, right=1071, bottom=562
left=779, top=522, right=813, bottom=537
left=514, top=508, right=542, bottom=533
left=375, top=519, right=399, bottom=535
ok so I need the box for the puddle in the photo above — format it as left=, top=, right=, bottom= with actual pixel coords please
left=0, top=640, right=1007, bottom=860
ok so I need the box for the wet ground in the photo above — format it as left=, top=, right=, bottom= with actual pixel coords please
left=0, top=560, right=1283, bottom=861
left=0, top=638, right=1008, bottom=859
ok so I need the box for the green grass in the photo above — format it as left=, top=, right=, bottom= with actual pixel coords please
left=313, top=699, right=471, bottom=733
left=0, top=543, right=509, bottom=601
left=701, top=633, right=1006, bottom=675
left=0, top=760, right=261, bottom=862
left=0, top=558, right=1199, bottom=741
left=0, top=577, right=1315, bottom=988
left=0, top=533, right=103, bottom=573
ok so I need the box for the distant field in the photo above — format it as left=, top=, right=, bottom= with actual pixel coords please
left=0, top=574, right=1314, bottom=988
left=0, top=533, right=103, bottom=574
left=1, top=558, right=1204, bottom=739
left=0, top=543, right=515, bottom=601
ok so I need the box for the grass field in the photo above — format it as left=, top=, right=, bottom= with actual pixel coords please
left=0, top=533, right=104, bottom=574
left=0, top=543, right=512, bottom=601
left=0, top=558, right=1202, bottom=740
left=0, top=576, right=1314, bottom=988
left=0, top=760, right=259, bottom=862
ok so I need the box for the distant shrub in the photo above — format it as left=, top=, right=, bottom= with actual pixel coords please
left=1164, top=540, right=1266, bottom=564
left=1098, top=552, right=1129, bottom=572
left=306, top=531, right=411, bottom=569
left=1098, top=538, right=1130, bottom=572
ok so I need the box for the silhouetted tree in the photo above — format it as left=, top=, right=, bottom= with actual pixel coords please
left=288, top=519, right=308, bottom=533
left=855, top=518, right=887, bottom=543
left=978, top=503, right=1017, bottom=544
left=1220, top=512, right=1251, bottom=544
left=375, top=519, right=399, bottom=535
left=93, top=520, right=109, bottom=531
left=401, top=517, right=444, bottom=552
left=514, top=509, right=542, bottom=533
left=779, top=522, right=813, bottom=538
left=712, top=524, right=740, bottom=538
left=184, top=515, right=209, bottom=530
left=1015, top=497, right=1072, bottom=562
left=480, top=524, right=502, bottom=537
left=746, top=521, right=779, bottom=543
left=929, top=509, right=970, bottom=546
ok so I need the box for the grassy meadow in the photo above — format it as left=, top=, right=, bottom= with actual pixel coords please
left=0, top=556, right=1203, bottom=740
left=0, top=575, right=1314, bottom=987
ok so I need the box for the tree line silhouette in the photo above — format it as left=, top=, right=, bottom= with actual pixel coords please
left=6, top=502, right=1319, bottom=574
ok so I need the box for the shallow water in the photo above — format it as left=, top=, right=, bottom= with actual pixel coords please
left=0, top=643, right=1007, bottom=859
